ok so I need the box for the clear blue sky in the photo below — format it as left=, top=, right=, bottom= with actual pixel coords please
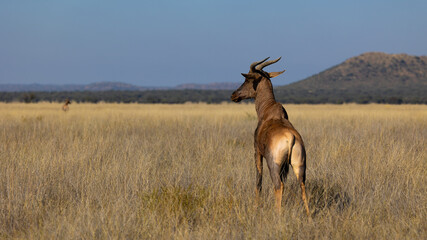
left=1, top=0, right=426, bottom=87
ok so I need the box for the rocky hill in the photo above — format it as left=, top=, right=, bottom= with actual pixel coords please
left=275, top=52, right=427, bottom=103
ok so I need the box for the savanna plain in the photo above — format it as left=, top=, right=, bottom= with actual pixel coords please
left=0, top=103, right=426, bottom=239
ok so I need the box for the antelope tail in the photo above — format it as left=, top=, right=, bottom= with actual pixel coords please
left=287, top=135, right=295, bottom=164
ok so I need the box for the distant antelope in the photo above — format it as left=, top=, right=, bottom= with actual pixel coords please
left=231, top=57, right=310, bottom=216
left=62, top=99, right=71, bottom=112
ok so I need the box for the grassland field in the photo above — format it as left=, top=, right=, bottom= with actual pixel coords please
left=0, top=102, right=426, bottom=239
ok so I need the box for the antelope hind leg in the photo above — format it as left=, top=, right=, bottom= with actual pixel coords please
left=268, top=162, right=284, bottom=213
left=290, top=144, right=311, bottom=217
left=292, top=165, right=310, bottom=217
left=255, top=151, right=263, bottom=206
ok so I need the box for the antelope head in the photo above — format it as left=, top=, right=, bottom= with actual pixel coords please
left=231, top=57, right=285, bottom=102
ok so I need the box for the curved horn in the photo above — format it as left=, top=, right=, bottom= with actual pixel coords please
left=249, top=57, right=270, bottom=73
left=255, top=57, right=282, bottom=71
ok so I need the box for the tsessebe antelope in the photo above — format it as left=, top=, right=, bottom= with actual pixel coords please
left=62, top=99, right=71, bottom=112
left=231, top=57, right=310, bottom=216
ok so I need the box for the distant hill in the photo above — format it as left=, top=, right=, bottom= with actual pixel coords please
left=0, top=83, right=85, bottom=92
left=284, top=52, right=427, bottom=89
left=176, top=82, right=240, bottom=90
left=0, top=82, right=149, bottom=92
left=82, top=82, right=148, bottom=91
left=275, top=52, right=427, bottom=103
left=0, top=81, right=239, bottom=92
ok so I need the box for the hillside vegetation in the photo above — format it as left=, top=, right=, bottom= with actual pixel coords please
left=287, top=52, right=427, bottom=89
left=275, top=52, right=427, bottom=103
left=1, top=103, right=426, bottom=239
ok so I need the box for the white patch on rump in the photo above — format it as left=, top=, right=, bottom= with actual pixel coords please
left=270, top=136, right=291, bottom=165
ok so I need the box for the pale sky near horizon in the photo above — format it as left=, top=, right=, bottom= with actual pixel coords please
left=1, top=0, right=426, bottom=87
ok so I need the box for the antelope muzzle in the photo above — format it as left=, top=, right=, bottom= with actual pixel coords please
left=231, top=91, right=242, bottom=102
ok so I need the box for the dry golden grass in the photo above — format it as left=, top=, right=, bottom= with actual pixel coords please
left=0, top=102, right=426, bottom=239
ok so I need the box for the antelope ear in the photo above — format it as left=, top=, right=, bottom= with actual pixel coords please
left=268, top=70, right=286, bottom=78
left=241, top=73, right=257, bottom=79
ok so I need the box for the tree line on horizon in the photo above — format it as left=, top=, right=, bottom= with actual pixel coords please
left=0, top=88, right=425, bottom=104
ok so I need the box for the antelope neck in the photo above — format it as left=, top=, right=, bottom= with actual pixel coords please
left=255, top=79, right=276, bottom=120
